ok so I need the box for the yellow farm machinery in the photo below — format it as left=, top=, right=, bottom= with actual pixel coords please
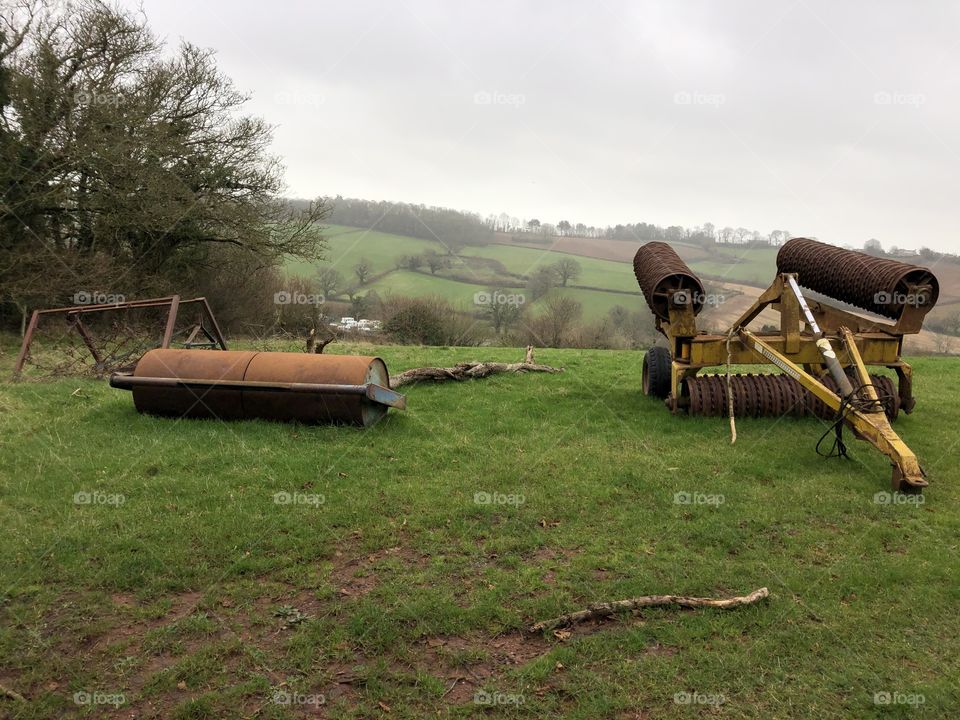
left=633, top=238, right=940, bottom=492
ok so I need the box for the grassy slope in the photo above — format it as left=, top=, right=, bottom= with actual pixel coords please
left=285, top=226, right=646, bottom=320
left=1, top=339, right=959, bottom=719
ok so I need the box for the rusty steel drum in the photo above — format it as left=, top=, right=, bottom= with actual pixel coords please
left=633, top=242, right=707, bottom=321
left=117, top=349, right=401, bottom=427
left=777, top=238, right=939, bottom=319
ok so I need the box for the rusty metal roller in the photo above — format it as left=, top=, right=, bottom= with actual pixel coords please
left=109, top=349, right=406, bottom=427
left=684, top=373, right=898, bottom=421
left=777, top=238, right=939, bottom=319
left=633, top=242, right=707, bottom=321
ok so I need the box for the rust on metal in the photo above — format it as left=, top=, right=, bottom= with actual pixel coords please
left=776, top=237, right=939, bottom=319
left=112, top=349, right=404, bottom=427
left=12, top=295, right=227, bottom=378
left=632, top=242, right=706, bottom=322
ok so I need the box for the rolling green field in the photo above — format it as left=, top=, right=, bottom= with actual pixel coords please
left=285, top=226, right=650, bottom=320
left=2, top=339, right=959, bottom=719
left=282, top=226, right=798, bottom=323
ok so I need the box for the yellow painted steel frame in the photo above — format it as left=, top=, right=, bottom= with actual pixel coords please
left=739, top=329, right=925, bottom=492
left=661, top=274, right=918, bottom=416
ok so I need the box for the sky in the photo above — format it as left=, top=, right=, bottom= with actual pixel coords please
left=127, top=0, right=960, bottom=253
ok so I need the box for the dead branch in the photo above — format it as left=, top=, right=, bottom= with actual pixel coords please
left=389, top=346, right=562, bottom=389
left=0, top=682, right=26, bottom=702
left=528, top=587, right=769, bottom=633
left=306, top=328, right=336, bottom=354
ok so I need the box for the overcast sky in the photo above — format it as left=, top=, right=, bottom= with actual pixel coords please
left=129, top=0, right=960, bottom=253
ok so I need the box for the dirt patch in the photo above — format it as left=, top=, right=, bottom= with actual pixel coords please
left=329, top=543, right=429, bottom=598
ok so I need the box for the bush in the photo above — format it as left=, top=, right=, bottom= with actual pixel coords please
left=382, top=295, right=484, bottom=346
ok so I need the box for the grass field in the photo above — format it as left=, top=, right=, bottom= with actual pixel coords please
left=2, top=338, right=959, bottom=719
left=283, top=226, right=650, bottom=321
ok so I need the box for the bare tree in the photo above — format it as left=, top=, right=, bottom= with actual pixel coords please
left=354, top=257, right=372, bottom=284
left=539, top=295, right=582, bottom=346
left=424, top=249, right=447, bottom=275
left=316, top=266, right=342, bottom=299
left=552, top=258, right=581, bottom=287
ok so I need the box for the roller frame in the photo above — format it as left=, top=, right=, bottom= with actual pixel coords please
left=647, top=265, right=933, bottom=492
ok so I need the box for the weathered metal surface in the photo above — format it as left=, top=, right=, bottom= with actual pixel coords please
left=12, top=295, right=227, bottom=378
left=632, top=242, right=706, bottom=321
left=684, top=373, right=899, bottom=420
left=116, top=349, right=402, bottom=427
left=777, top=238, right=939, bottom=319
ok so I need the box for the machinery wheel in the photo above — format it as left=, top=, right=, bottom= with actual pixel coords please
left=642, top=346, right=672, bottom=399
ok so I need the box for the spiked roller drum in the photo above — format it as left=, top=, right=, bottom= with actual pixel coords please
left=776, top=238, right=939, bottom=319
left=633, top=242, right=707, bottom=321
left=683, top=373, right=899, bottom=420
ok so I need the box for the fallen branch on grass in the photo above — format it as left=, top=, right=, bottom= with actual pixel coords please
left=528, top=587, right=769, bottom=633
left=389, top=346, right=563, bottom=389
left=1, top=683, right=26, bottom=702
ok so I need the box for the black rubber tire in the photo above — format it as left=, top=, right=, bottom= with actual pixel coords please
left=642, top=346, right=672, bottom=399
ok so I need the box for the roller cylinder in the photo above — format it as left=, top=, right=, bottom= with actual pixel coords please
left=777, top=238, right=939, bottom=319
left=633, top=242, right=706, bottom=321
left=683, top=373, right=899, bottom=421
left=128, top=349, right=394, bottom=426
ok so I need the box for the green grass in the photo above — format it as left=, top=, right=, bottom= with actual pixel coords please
left=688, top=246, right=780, bottom=287
left=286, top=225, right=644, bottom=320
left=2, top=337, right=959, bottom=718
left=285, top=224, right=442, bottom=278
left=467, top=245, right=641, bottom=294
